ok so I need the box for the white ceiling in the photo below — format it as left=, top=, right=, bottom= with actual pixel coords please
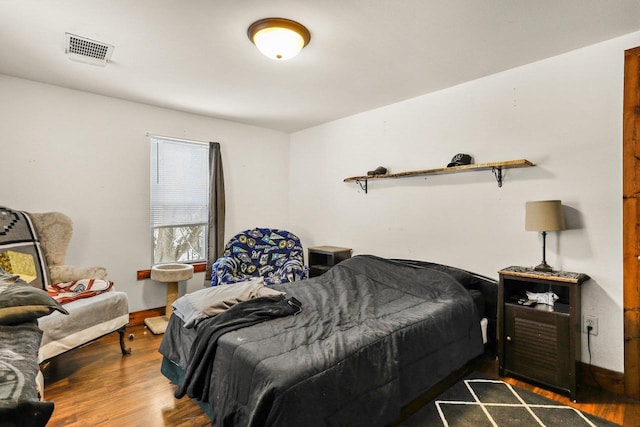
left=2, top=1, right=640, bottom=133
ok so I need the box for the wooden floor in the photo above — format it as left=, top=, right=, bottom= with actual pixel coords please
left=42, top=325, right=210, bottom=427
left=42, top=324, right=640, bottom=426
left=475, top=358, right=640, bottom=427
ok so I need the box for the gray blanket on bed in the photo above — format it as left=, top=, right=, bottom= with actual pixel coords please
left=161, top=255, right=484, bottom=427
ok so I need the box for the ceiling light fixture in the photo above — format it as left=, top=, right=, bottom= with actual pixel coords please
left=247, top=18, right=310, bottom=61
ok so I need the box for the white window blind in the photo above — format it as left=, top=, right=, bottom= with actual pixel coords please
left=150, top=136, right=209, bottom=263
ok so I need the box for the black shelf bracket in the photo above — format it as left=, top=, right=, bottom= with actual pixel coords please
left=492, top=167, right=503, bottom=187
left=355, top=178, right=368, bottom=194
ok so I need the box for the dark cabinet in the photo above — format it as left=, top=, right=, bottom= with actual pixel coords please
left=498, top=267, right=589, bottom=401
left=308, top=246, right=352, bottom=277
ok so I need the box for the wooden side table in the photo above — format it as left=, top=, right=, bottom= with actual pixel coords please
left=308, top=246, right=352, bottom=277
left=497, top=266, right=589, bottom=401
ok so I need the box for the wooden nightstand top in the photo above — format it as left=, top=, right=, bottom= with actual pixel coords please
left=499, top=266, right=590, bottom=284
left=308, top=246, right=352, bottom=254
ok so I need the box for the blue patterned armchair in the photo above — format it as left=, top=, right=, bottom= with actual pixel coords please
left=211, top=228, right=309, bottom=286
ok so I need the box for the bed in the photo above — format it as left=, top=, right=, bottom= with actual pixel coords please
left=159, top=255, right=497, bottom=426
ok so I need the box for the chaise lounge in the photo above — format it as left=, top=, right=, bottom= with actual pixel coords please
left=0, top=207, right=130, bottom=363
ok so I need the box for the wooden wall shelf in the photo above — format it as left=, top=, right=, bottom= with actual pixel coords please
left=344, top=159, right=534, bottom=193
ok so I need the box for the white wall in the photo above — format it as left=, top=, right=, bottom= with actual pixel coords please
left=0, top=75, right=290, bottom=312
left=2, top=31, right=637, bottom=374
left=290, top=31, right=640, bottom=373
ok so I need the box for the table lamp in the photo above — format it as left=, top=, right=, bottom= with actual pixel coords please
left=525, top=200, right=566, bottom=272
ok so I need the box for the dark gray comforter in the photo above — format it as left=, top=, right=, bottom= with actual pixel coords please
left=160, top=255, right=485, bottom=427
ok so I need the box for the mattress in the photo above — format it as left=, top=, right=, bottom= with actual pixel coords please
left=37, top=290, right=129, bottom=362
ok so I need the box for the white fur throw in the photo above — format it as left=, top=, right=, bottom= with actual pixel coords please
left=27, top=212, right=108, bottom=284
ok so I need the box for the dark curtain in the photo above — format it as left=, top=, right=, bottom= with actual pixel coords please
left=205, top=142, right=225, bottom=284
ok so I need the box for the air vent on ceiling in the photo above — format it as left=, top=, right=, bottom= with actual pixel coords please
left=64, top=33, right=114, bottom=66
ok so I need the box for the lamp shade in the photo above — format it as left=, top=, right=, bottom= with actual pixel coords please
left=525, top=200, right=566, bottom=232
left=248, top=18, right=311, bottom=60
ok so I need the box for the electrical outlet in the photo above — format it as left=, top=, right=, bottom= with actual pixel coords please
left=583, top=315, right=598, bottom=336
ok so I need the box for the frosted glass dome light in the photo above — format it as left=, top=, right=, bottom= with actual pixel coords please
left=248, top=18, right=310, bottom=61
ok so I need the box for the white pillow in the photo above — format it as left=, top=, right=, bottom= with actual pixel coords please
left=172, top=277, right=284, bottom=328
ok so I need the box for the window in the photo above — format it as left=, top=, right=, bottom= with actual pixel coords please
left=150, top=136, right=209, bottom=264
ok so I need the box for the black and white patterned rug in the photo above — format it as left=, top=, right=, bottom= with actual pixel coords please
left=399, top=374, right=619, bottom=427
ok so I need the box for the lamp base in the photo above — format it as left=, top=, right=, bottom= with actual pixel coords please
left=534, top=262, right=553, bottom=272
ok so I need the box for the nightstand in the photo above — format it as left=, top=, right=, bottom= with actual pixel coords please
left=308, top=246, right=352, bottom=277
left=497, top=266, right=589, bottom=401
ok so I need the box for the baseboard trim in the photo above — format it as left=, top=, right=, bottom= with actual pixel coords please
left=578, top=361, right=625, bottom=396
left=129, top=307, right=165, bottom=327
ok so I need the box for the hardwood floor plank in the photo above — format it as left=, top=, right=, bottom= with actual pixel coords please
left=42, top=325, right=209, bottom=427
left=41, top=325, right=637, bottom=426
